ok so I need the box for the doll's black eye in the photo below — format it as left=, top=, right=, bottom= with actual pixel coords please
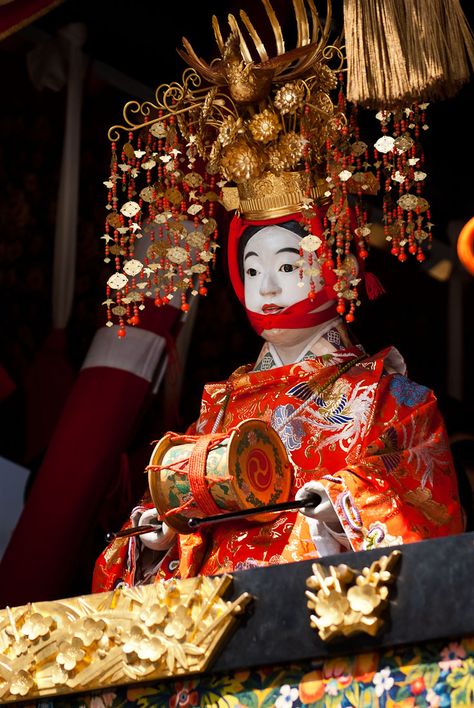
left=279, top=263, right=296, bottom=273
left=246, top=267, right=258, bottom=277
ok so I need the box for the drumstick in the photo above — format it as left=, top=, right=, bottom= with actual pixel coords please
left=188, top=493, right=321, bottom=529
left=105, top=524, right=161, bottom=542
left=105, top=493, right=321, bottom=541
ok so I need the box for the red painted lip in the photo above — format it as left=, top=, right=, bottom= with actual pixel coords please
left=262, top=304, right=283, bottom=314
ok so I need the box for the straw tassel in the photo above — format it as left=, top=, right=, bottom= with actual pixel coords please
left=343, top=0, right=410, bottom=107
left=343, top=0, right=474, bottom=108
left=432, top=0, right=474, bottom=96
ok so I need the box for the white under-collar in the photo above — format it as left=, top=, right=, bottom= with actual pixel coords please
left=255, top=316, right=341, bottom=369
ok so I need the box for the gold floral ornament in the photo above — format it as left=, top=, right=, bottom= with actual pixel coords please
left=306, top=551, right=401, bottom=641
left=163, top=605, right=194, bottom=640
left=74, top=618, right=106, bottom=647
left=0, top=575, right=252, bottom=704
left=122, top=627, right=166, bottom=662
left=312, top=64, right=338, bottom=92
left=8, top=671, right=34, bottom=698
left=220, top=138, right=263, bottom=183
left=139, top=603, right=168, bottom=628
left=274, top=81, right=306, bottom=114
left=21, top=612, right=53, bottom=641
left=216, top=116, right=244, bottom=147
left=274, top=132, right=305, bottom=170
left=248, top=109, right=281, bottom=143
left=312, top=590, right=349, bottom=628
left=56, top=637, right=86, bottom=671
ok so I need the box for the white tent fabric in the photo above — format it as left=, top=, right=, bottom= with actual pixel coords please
left=27, top=22, right=87, bottom=328
left=52, top=24, right=86, bottom=328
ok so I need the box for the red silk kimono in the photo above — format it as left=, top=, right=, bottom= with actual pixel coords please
left=93, top=345, right=463, bottom=592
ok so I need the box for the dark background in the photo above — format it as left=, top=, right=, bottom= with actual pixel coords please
left=0, top=0, right=473, bottom=596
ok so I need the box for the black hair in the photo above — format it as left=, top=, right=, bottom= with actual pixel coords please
left=237, top=220, right=308, bottom=282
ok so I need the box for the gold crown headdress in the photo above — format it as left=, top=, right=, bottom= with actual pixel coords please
left=102, top=0, right=474, bottom=335
left=176, top=0, right=341, bottom=216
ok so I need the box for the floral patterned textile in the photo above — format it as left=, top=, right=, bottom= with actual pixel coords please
left=93, top=345, right=462, bottom=590
left=22, top=635, right=474, bottom=707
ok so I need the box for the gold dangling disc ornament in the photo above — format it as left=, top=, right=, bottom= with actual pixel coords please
left=103, top=110, right=222, bottom=339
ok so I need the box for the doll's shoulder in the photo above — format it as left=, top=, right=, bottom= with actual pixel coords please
left=369, top=346, right=434, bottom=410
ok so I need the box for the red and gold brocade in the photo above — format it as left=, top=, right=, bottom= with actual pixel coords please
left=92, top=346, right=463, bottom=592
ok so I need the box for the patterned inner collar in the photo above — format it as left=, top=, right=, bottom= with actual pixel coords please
left=253, top=319, right=350, bottom=372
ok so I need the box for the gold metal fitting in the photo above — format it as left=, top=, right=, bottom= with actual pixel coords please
left=221, top=171, right=329, bottom=219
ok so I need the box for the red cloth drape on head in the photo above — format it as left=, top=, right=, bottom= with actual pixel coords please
left=227, top=208, right=339, bottom=334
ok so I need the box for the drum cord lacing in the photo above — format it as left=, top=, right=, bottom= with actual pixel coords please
left=147, top=428, right=241, bottom=520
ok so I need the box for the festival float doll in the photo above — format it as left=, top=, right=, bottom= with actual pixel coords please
left=92, top=0, right=466, bottom=593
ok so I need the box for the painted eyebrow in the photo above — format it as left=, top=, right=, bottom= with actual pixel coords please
left=244, top=246, right=299, bottom=260
left=276, top=247, right=300, bottom=255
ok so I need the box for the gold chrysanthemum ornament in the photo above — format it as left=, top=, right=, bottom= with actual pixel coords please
left=274, top=81, right=306, bottom=114
left=312, top=64, right=338, bottom=92
left=266, top=145, right=287, bottom=174
left=276, top=132, right=306, bottom=169
left=220, top=138, right=263, bottom=183
left=217, top=116, right=243, bottom=147
left=248, top=109, right=281, bottom=143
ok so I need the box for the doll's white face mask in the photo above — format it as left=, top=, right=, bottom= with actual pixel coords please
left=243, top=226, right=321, bottom=315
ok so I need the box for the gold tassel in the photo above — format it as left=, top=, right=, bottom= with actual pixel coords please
left=343, top=0, right=409, bottom=107
left=344, top=0, right=474, bottom=108
left=401, top=0, right=444, bottom=98
left=433, top=0, right=474, bottom=97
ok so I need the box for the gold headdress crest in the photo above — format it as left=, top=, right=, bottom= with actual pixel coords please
left=175, top=0, right=345, bottom=218
left=177, top=0, right=371, bottom=321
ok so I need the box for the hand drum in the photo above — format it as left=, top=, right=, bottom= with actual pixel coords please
left=147, top=419, right=293, bottom=533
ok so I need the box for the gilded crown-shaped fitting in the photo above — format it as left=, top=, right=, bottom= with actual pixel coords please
left=222, top=171, right=329, bottom=219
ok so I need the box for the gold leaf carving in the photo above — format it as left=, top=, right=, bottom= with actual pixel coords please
left=306, top=550, right=401, bottom=641
left=0, top=575, right=251, bottom=704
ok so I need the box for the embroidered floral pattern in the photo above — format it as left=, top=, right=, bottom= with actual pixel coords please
left=390, top=374, right=429, bottom=407
left=43, top=636, right=474, bottom=708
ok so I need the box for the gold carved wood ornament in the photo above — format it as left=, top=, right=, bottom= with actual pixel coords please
left=306, top=550, right=401, bottom=641
left=0, top=575, right=251, bottom=704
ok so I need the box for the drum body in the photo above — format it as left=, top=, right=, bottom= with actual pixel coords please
left=148, top=419, right=293, bottom=533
